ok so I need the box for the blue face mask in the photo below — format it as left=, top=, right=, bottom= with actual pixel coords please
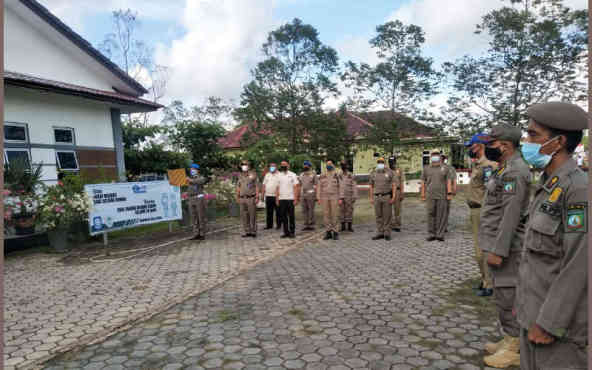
left=326, top=165, right=334, bottom=171
left=190, top=169, right=198, bottom=176
left=377, top=163, right=385, bottom=170
left=431, top=156, right=441, bottom=163
left=521, top=137, right=559, bottom=169
left=270, top=166, right=276, bottom=172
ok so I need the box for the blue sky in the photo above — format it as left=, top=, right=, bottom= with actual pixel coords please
left=39, top=0, right=587, bottom=116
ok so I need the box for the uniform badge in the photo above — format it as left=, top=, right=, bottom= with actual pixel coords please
left=502, top=177, right=516, bottom=194
left=566, top=203, right=587, bottom=233
left=539, top=202, right=561, bottom=218
left=548, top=187, right=562, bottom=203
left=543, top=176, right=560, bottom=192
left=483, top=167, right=493, bottom=182
left=497, top=166, right=505, bottom=176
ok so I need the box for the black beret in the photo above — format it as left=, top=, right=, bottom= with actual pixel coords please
left=526, top=102, right=588, bottom=131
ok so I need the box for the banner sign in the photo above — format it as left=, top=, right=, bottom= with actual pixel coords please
left=85, top=181, right=182, bottom=236
left=167, top=168, right=188, bottom=187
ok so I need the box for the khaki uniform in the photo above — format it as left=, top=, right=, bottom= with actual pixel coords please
left=390, top=168, right=405, bottom=229
left=237, top=171, right=259, bottom=235
left=188, top=174, right=207, bottom=236
left=517, top=159, right=588, bottom=370
left=480, top=152, right=531, bottom=337
left=421, top=164, right=450, bottom=239
left=299, top=171, right=318, bottom=228
left=370, top=168, right=396, bottom=237
left=317, top=170, right=343, bottom=233
left=467, top=157, right=497, bottom=289
left=339, top=172, right=358, bottom=223
left=445, top=164, right=457, bottom=229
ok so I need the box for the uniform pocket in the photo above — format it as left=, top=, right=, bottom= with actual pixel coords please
left=526, top=212, right=562, bottom=257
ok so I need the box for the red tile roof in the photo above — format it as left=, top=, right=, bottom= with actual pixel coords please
left=4, top=71, right=162, bottom=110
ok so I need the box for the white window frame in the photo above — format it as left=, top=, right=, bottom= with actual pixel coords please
left=53, top=127, right=75, bottom=145
left=4, top=122, right=28, bottom=143
left=55, top=150, right=79, bottom=171
left=4, top=148, right=31, bottom=167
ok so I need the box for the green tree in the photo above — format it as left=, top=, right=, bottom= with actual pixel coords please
left=443, top=0, right=588, bottom=129
left=122, top=119, right=161, bottom=149
left=342, top=20, right=441, bottom=156
left=235, top=18, right=343, bottom=155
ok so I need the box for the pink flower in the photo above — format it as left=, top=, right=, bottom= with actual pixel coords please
left=54, top=206, right=63, bottom=212
left=3, top=190, right=11, bottom=196
left=58, top=181, right=64, bottom=186
left=181, top=192, right=188, bottom=200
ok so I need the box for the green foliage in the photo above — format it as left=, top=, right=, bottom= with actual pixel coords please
left=4, top=159, right=45, bottom=194
left=443, top=0, right=588, bottom=129
left=202, top=170, right=238, bottom=209
left=124, top=143, right=190, bottom=179
left=122, top=119, right=161, bottom=149
left=37, top=183, right=93, bottom=231
left=162, top=98, right=234, bottom=128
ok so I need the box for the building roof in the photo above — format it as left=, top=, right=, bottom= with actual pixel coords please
left=19, top=0, right=148, bottom=96
left=219, top=111, right=438, bottom=149
left=5, top=71, right=163, bottom=111
left=356, top=110, right=436, bottom=138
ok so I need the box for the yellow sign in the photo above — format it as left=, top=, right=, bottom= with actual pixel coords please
left=548, top=187, right=562, bottom=203
left=168, top=169, right=188, bottom=187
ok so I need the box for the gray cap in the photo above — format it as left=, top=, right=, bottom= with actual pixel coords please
left=526, top=102, right=588, bottom=131
left=484, top=123, right=522, bottom=144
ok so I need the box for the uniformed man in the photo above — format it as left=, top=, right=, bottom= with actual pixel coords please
left=317, top=160, right=343, bottom=240
left=369, top=157, right=397, bottom=241
left=464, top=134, right=497, bottom=297
left=236, top=160, right=259, bottom=237
left=388, top=156, right=405, bottom=232
left=187, top=163, right=207, bottom=240
left=421, top=152, right=452, bottom=242
left=262, top=163, right=281, bottom=229
left=299, top=160, right=318, bottom=231
left=339, top=160, right=358, bottom=232
left=516, top=102, right=588, bottom=370
left=479, top=124, right=531, bottom=368
left=441, top=154, right=457, bottom=233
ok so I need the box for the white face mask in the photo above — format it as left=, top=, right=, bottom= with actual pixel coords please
left=431, top=156, right=441, bottom=163
left=190, top=169, right=198, bottom=176
left=377, top=163, right=385, bottom=170
left=241, top=165, right=248, bottom=172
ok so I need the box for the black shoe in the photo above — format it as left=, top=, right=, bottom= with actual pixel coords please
left=436, top=237, right=445, bottom=242
left=264, top=226, right=272, bottom=230
left=242, top=234, right=250, bottom=238
left=289, top=233, right=296, bottom=239
left=250, top=233, right=257, bottom=238
left=445, top=229, right=449, bottom=233
left=426, top=236, right=436, bottom=241
left=347, top=223, right=353, bottom=232
left=476, top=288, right=493, bottom=297
left=340, top=223, right=346, bottom=232
left=393, top=228, right=401, bottom=232
left=333, top=232, right=339, bottom=240
left=276, top=225, right=282, bottom=230
left=323, top=231, right=332, bottom=240
left=473, top=282, right=484, bottom=290
left=372, top=235, right=384, bottom=240
left=190, top=235, right=201, bottom=240
left=197, top=235, right=205, bottom=240
left=280, top=234, right=290, bottom=238
left=384, top=235, right=391, bottom=241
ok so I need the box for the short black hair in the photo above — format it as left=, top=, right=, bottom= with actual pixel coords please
left=547, top=127, right=583, bottom=154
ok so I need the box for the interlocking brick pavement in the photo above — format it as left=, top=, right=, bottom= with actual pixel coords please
left=32, top=198, right=509, bottom=370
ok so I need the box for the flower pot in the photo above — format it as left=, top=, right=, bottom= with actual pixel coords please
left=47, top=227, right=70, bottom=252
left=69, top=221, right=89, bottom=244
left=13, top=214, right=36, bottom=235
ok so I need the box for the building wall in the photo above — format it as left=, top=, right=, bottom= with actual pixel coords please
left=4, top=5, right=122, bottom=93
left=4, top=86, right=118, bottom=184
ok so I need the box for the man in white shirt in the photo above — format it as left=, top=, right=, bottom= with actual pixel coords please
left=276, top=160, right=300, bottom=238
left=262, top=163, right=281, bottom=229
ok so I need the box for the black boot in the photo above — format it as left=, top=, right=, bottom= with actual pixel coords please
left=347, top=223, right=353, bottom=232
left=340, top=222, right=346, bottom=232
left=323, top=231, right=332, bottom=240
left=333, top=231, right=339, bottom=240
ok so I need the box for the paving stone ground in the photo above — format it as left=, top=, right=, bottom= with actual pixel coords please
left=7, top=197, right=509, bottom=370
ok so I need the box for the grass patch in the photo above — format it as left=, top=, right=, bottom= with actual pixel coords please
left=288, top=309, right=305, bottom=318
left=434, top=277, right=496, bottom=321
left=216, top=310, right=239, bottom=323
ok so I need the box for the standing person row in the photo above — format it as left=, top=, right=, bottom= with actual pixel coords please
left=441, top=154, right=457, bottom=233
left=236, top=160, right=259, bottom=238
left=421, top=152, right=452, bottom=241
left=318, top=160, right=343, bottom=240
left=187, top=163, right=207, bottom=240
left=339, top=160, right=358, bottom=232
left=262, top=163, right=281, bottom=230
left=299, top=160, right=317, bottom=231
left=276, top=161, right=300, bottom=238
left=369, top=157, right=397, bottom=241
left=389, top=156, right=404, bottom=232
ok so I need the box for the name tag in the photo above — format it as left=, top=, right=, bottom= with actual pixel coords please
left=197, top=194, right=205, bottom=198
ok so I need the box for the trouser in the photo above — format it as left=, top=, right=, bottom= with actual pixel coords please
left=426, top=199, right=448, bottom=238
left=493, top=286, right=520, bottom=337
left=445, top=199, right=452, bottom=230
left=391, top=193, right=402, bottom=228
left=321, top=199, right=339, bottom=232
left=239, top=197, right=257, bottom=234
left=470, top=207, right=492, bottom=288
left=279, top=199, right=295, bottom=235
left=374, top=194, right=392, bottom=237
left=339, top=198, right=354, bottom=223
left=265, top=196, right=280, bottom=228
left=520, top=329, right=587, bottom=370
left=189, top=198, right=207, bottom=236
left=301, top=198, right=316, bottom=227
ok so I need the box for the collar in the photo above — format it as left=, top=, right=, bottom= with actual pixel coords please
left=540, top=158, right=578, bottom=193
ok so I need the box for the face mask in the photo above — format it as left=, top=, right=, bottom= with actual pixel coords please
left=326, top=165, right=334, bottom=171
left=270, top=166, right=276, bottom=172
left=377, top=163, right=385, bottom=170
left=468, top=150, right=478, bottom=159
left=280, top=166, right=288, bottom=172
left=241, top=165, right=248, bottom=172
left=484, top=147, right=502, bottom=162
left=521, top=137, right=559, bottom=169
left=190, top=169, right=197, bottom=176
left=431, top=156, right=440, bottom=163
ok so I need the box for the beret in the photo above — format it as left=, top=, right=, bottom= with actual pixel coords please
left=190, top=163, right=200, bottom=169
left=484, top=123, right=522, bottom=144
left=526, top=102, right=588, bottom=131
left=377, top=157, right=385, bottom=162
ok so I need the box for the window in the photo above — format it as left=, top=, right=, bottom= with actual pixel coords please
left=54, top=127, right=74, bottom=145
left=5, top=149, right=31, bottom=167
left=4, top=123, right=28, bottom=143
left=56, top=151, right=79, bottom=171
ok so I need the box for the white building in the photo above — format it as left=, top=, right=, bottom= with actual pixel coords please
left=4, top=0, right=162, bottom=184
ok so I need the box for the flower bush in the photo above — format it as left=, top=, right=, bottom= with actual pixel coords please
left=37, top=182, right=93, bottom=231
left=3, top=189, right=39, bottom=221
left=202, top=170, right=237, bottom=209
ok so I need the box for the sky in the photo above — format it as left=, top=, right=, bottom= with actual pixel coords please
left=39, top=0, right=588, bottom=123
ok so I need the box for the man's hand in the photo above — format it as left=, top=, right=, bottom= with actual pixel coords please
left=421, top=196, right=426, bottom=201
left=528, top=324, right=555, bottom=345
left=487, top=253, right=503, bottom=267
left=255, top=197, right=259, bottom=204
left=389, top=198, right=395, bottom=204
left=317, top=199, right=321, bottom=205
left=339, top=199, right=343, bottom=205
left=294, top=199, right=299, bottom=206
left=369, top=197, right=374, bottom=205
left=447, top=194, right=452, bottom=201
left=276, top=199, right=280, bottom=207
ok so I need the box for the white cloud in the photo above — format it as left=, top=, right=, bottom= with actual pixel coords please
left=154, top=0, right=277, bottom=109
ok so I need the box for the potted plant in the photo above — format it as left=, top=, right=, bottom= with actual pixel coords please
left=3, top=159, right=44, bottom=235
left=37, top=182, right=93, bottom=252
left=203, top=170, right=239, bottom=217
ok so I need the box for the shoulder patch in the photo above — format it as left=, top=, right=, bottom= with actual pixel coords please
left=566, top=203, right=587, bottom=233
left=502, top=177, right=516, bottom=194
left=548, top=187, right=563, bottom=203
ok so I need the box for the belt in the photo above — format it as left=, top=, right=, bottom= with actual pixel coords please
left=240, top=195, right=256, bottom=199
left=374, top=192, right=392, bottom=197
